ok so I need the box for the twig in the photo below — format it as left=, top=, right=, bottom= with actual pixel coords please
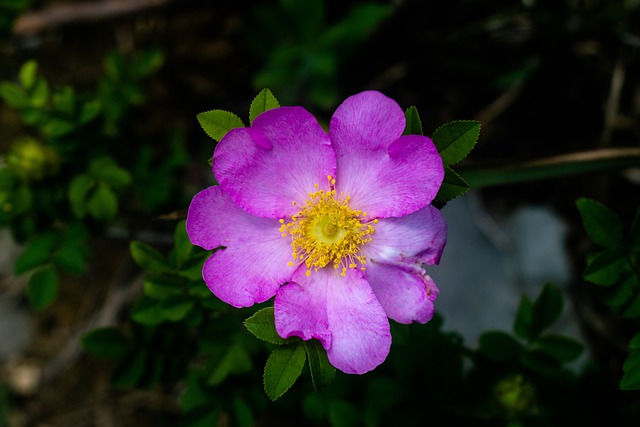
left=13, top=0, right=171, bottom=35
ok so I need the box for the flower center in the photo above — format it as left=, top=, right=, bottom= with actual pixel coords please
left=279, top=175, right=377, bottom=277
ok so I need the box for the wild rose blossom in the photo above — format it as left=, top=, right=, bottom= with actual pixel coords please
left=187, top=91, right=447, bottom=374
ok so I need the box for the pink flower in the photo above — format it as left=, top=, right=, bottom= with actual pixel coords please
left=187, top=91, right=446, bottom=374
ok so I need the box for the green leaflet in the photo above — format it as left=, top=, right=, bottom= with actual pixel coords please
left=244, top=307, right=288, bottom=345
left=197, top=109, right=244, bottom=142
left=249, top=88, right=280, bottom=125
left=263, top=343, right=307, bottom=401
left=432, top=120, right=481, bottom=166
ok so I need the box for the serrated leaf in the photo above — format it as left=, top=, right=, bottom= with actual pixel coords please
left=434, top=166, right=469, bottom=204
left=514, top=295, right=533, bottom=340
left=18, top=60, right=37, bottom=90
left=263, top=343, right=307, bottom=401
left=81, top=327, right=132, bottom=359
left=583, top=249, right=627, bottom=286
left=536, top=334, right=583, bottom=363
left=479, top=331, right=521, bottom=362
left=27, top=265, right=59, bottom=311
left=403, top=106, right=423, bottom=136
left=432, top=120, right=480, bottom=166
left=244, top=307, right=287, bottom=345
left=576, top=198, right=623, bottom=249
left=531, top=283, right=563, bottom=339
left=304, top=339, right=335, bottom=390
left=249, top=88, right=280, bottom=125
left=197, top=110, right=244, bottom=142
left=130, top=241, right=172, bottom=274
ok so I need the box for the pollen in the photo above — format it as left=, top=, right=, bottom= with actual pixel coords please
left=279, top=176, right=376, bottom=277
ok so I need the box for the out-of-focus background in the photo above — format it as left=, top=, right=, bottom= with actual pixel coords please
left=0, top=0, right=639, bottom=426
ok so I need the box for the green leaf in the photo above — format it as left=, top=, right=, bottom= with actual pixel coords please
left=79, top=100, right=102, bottom=124
left=179, top=373, right=210, bottom=412
left=531, top=283, right=563, bottom=339
left=208, top=343, right=253, bottom=386
left=81, top=327, right=132, bottom=359
left=130, top=49, right=165, bottom=79
left=43, top=118, right=74, bottom=137
left=15, top=232, right=57, bottom=275
left=131, top=297, right=165, bottom=325
left=519, top=349, right=561, bottom=376
left=630, top=332, right=640, bottom=350
left=52, top=86, right=75, bottom=115
left=583, top=249, right=627, bottom=286
left=27, top=265, right=59, bottom=311
left=0, top=81, right=30, bottom=108
left=86, top=183, right=117, bottom=221
left=173, top=220, right=194, bottom=268
left=513, top=295, right=533, bottom=340
left=432, top=120, right=480, bottom=166
left=434, top=167, right=469, bottom=204
left=30, top=79, right=50, bottom=108
left=244, top=307, right=288, bottom=345
left=249, top=88, right=280, bottom=125
left=232, top=396, right=254, bottom=427
left=403, top=106, right=423, bottom=136
left=328, top=401, right=360, bottom=427
left=623, top=292, right=640, bottom=318
left=130, top=241, right=172, bottom=274
left=52, top=240, right=88, bottom=274
left=576, top=198, right=623, bottom=249
left=621, top=352, right=640, bottom=390
left=89, top=157, right=131, bottom=189
left=68, top=174, right=94, bottom=218
left=18, top=60, right=38, bottom=90
left=304, top=340, right=335, bottom=390
left=536, top=334, right=583, bottom=363
left=263, top=343, right=307, bottom=401
left=143, top=275, right=182, bottom=300
left=479, top=331, right=521, bottom=362
left=160, top=297, right=194, bottom=321
left=112, top=351, right=146, bottom=388
left=197, top=110, right=244, bottom=142
left=603, top=275, right=634, bottom=307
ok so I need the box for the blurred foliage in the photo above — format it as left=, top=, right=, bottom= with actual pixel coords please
left=247, top=0, right=392, bottom=109
left=0, top=0, right=29, bottom=37
left=0, top=50, right=187, bottom=310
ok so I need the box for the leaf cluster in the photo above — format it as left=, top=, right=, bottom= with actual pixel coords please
left=577, top=198, right=640, bottom=389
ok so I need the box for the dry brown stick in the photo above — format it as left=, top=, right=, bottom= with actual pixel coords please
left=13, top=0, right=170, bottom=35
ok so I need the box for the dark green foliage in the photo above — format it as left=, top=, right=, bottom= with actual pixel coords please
left=578, top=199, right=640, bottom=390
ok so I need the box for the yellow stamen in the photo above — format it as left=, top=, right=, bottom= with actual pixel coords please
left=279, top=176, right=376, bottom=277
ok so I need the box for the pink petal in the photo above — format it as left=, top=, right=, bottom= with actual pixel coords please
left=365, top=262, right=439, bottom=324
left=274, top=267, right=391, bottom=374
left=213, top=107, right=336, bottom=218
left=330, top=91, right=444, bottom=218
left=187, top=186, right=294, bottom=307
left=363, top=204, right=447, bottom=266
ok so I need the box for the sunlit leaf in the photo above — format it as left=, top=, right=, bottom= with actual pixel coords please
left=249, top=88, right=280, bottom=125
left=197, top=110, right=244, bottom=142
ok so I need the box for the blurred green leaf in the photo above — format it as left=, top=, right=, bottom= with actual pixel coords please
left=208, top=342, right=253, bottom=386
left=197, top=110, right=244, bottom=142
left=173, top=220, right=194, bottom=269
left=160, top=296, right=194, bottom=321
left=15, top=232, right=56, bottom=275
left=130, top=49, right=165, bottom=79
left=403, top=106, right=423, bottom=136
left=27, top=265, right=58, bottom=311
left=79, top=100, right=102, bottom=124
left=30, top=79, right=50, bottom=108
left=628, top=206, right=640, bottom=253
left=583, top=249, right=627, bottom=286
left=87, top=183, right=117, bottom=221
left=531, top=283, right=563, bottom=339
left=43, top=118, right=74, bottom=137
left=479, top=331, right=521, bottom=363
left=52, top=86, right=75, bottom=115
left=81, top=327, right=132, bottom=359
left=249, top=88, right=280, bottom=125
left=603, top=275, right=634, bottom=307
left=68, top=174, right=93, bottom=218
left=432, top=120, right=480, bottom=166
left=328, top=400, right=361, bottom=427
left=304, top=339, right=335, bottom=390
left=18, top=60, right=37, bottom=90
left=514, top=295, right=533, bottom=340
left=244, top=307, right=288, bottom=345
left=52, top=240, right=88, bottom=274
left=89, top=157, right=131, bottom=189
left=143, top=275, right=182, bottom=300
left=131, top=297, right=164, bottom=325
left=621, top=351, right=640, bottom=390
left=179, top=373, right=210, bottom=412
left=577, top=198, right=623, bottom=249
left=130, top=241, right=172, bottom=274
left=321, top=3, right=392, bottom=50
left=264, top=343, right=306, bottom=401
left=0, top=82, right=29, bottom=108
left=536, top=335, right=583, bottom=363
left=520, top=349, right=561, bottom=376
left=623, top=292, right=640, bottom=318
left=112, top=351, right=146, bottom=388
left=232, top=396, right=254, bottom=427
